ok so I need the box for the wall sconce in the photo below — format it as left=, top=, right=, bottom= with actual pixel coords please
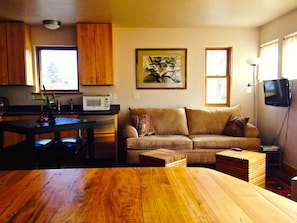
left=243, top=83, right=253, bottom=93
left=43, top=20, right=61, bottom=30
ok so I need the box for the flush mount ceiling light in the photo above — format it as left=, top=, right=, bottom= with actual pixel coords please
left=43, top=20, right=61, bottom=30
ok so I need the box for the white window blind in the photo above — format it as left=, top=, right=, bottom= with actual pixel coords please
left=283, top=33, right=297, bottom=80
left=259, top=41, right=278, bottom=81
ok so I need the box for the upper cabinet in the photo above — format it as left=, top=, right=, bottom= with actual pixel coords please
left=0, top=22, right=34, bottom=86
left=77, top=23, right=114, bottom=85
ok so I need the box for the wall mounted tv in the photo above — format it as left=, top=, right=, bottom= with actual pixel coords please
left=263, top=78, right=291, bottom=107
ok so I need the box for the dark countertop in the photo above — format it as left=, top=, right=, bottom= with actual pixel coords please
left=1, top=104, right=120, bottom=116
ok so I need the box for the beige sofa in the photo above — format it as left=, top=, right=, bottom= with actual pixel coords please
left=123, top=105, right=261, bottom=164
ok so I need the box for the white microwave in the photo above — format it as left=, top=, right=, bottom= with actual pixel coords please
left=83, top=95, right=111, bottom=111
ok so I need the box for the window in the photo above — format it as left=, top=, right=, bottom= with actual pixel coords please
left=283, top=33, right=297, bottom=80
left=37, top=47, right=79, bottom=91
left=258, top=40, right=278, bottom=81
left=205, top=48, right=231, bottom=107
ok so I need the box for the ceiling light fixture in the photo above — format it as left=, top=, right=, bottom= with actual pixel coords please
left=43, top=20, right=61, bottom=30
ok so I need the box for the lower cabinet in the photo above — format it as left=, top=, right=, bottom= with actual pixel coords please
left=0, top=115, right=22, bottom=148
left=56, top=114, right=79, bottom=138
left=80, top=114, right=118, bottom=163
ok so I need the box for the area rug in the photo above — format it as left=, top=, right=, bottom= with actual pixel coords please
left=265, top=173, right=292, bottom=200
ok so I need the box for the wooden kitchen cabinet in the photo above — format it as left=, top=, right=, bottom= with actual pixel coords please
left=80, top=114, right=118, bottom=163
left=0, top=116, right=22, bottom=148
left=0, top=23, right=8, bottom=84
left=0, top=22, right=33, bottom=86
left=77, top=23, right=113, bottom=85
left=57, top=114, right=80, bottom=138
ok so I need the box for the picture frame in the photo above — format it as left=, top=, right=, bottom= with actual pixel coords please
left=136, top=48, right=187, bottom=89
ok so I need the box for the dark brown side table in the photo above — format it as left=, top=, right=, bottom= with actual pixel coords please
left=259, top=147, right=282, bottom=169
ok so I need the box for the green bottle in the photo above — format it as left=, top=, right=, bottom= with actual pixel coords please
left=70, top=99, right=74, bottom=111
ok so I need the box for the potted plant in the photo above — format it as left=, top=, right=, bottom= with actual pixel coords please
left=39, top=85, right=60, bottom=122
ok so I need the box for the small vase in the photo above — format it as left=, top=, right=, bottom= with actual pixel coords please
left=48, top=108, right=56, bottom=122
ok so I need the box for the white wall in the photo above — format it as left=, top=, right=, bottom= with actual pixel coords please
left=106, top=27, right=259, bottom=126
left=259, top=9, right=297, bottom=170
left=0, top=25, right=259, bottom=136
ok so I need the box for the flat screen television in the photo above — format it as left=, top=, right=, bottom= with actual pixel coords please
left=263, top=78, right=291, bottom=107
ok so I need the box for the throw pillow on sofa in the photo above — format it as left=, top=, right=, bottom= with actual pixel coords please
left=131, top=113, right=156, bottom=137
left=223, top=115, right=249, bottom=137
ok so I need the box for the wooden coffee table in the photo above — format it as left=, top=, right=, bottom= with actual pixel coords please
left=216, top=149, right=266, bottom=187
left=139, top=148, right=187, bottom=167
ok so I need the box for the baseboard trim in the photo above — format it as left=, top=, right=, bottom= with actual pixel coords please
left=282, top=163, right=297, bottom=176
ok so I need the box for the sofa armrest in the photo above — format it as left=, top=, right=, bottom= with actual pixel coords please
left=245, top=123, right=259, bottom=138
left=123, top=123, right=139, bottom=138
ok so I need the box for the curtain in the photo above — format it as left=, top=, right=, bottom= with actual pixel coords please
left=259, top=41, right=278, bottom=81
left=283, top=34, right=297, bottom=80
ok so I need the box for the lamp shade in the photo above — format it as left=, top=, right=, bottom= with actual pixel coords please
left=246, top=57, right=261, bottom=66
left=43, top=20, right=61, bottom=30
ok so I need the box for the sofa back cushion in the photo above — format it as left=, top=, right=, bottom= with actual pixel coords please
left=129, top=108, right=189, bottom=135
left=186, top=105, right=242, bottom=134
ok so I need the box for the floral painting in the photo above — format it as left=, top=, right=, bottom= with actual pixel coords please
left=136, top=49, right=187, bottom=89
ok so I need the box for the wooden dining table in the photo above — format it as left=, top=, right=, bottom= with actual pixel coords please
left=0, top=167, right=297, bottom=222
left=0, top=117, right=96, bottom=167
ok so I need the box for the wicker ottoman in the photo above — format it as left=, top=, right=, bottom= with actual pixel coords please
left=216, top=150, right=266, bottom=187
left=139, top=149, right=187, bottom=167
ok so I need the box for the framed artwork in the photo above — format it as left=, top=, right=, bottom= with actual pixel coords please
left=136, top=48, right=187, bottom=89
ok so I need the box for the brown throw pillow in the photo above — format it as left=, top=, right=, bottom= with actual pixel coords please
left=131, top=113, right=156, bottom=137
left=223, top=115, right=249, bottom=137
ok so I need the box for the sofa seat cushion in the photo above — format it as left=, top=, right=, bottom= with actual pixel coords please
left=189, top=134, right=260, bottom=151
left=126, top=135, right=192, bottom=150
left=129, top=108, right=189, bottom=135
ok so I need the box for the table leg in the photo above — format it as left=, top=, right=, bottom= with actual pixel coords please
left=54, top=132, right=61, bottom=141
left=25, top=133, right=36, bottom=169
left=87, top=123, right=95, bottom=163
left=0, top=125, right=3, bottom=150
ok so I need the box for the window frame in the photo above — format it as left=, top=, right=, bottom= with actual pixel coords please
left=204, top=47, right=231, bottom=107
left=36, top=46, right=79, bottom=93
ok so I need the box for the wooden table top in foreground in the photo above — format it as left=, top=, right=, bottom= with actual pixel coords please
left=0, top=167, right=297, bottom=223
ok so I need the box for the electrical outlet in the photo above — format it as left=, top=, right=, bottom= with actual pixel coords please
left=113, top=93, right=118, bottom=100
left=132, top=92, right=140, bottom=100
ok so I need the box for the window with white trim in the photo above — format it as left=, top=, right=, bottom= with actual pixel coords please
left=258, top=41, right=278, bottom=81
left=205, top=48, right=231, bottom=107
left=283, top=33, right=297, bottom=80
left=37, top=46, right=79, bottom=91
